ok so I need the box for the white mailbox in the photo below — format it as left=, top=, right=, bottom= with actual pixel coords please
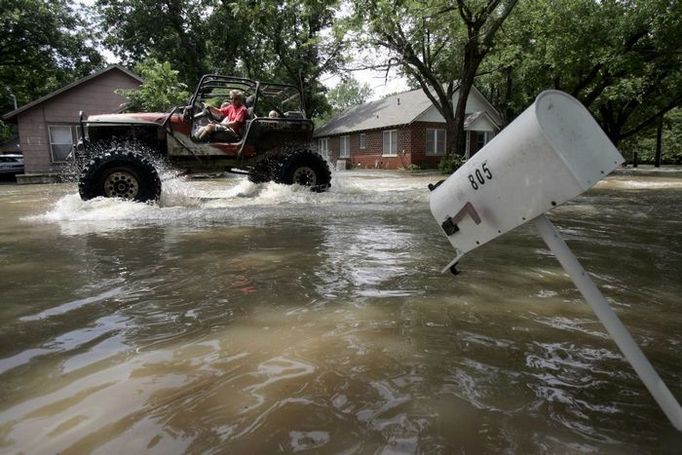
left=430, top=90, right=624, bottom=270
left=428, top=90, right=682, bottom=431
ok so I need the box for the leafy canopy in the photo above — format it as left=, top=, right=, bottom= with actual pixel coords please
left=479, top=0, right=682, bottom=145
left=327, top=78, right=372, bottom=113
left=0, top=0, right=103, bottom=140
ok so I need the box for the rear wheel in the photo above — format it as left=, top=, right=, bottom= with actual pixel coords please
left=273, top=149, right=331, bottom=192
left=79, top=149, right=161, bottom=202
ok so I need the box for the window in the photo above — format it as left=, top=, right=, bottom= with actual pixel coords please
left=49, top=125, right=80, bottom=162
left=383, top=130, right=398, bottom=155
left=318, top=138, right=329, bottom=154
left=476, top=131, right=492, bottom=149
left=425, top=128, right=446, bottom=156
left=339, top=135, right=350, bottom=158
left=469, top=131, right=493, bottom=157
left=359, top=133, right=367, bottom=149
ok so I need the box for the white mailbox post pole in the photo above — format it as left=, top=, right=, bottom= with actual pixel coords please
left=533, top=214, right=682, bottom=431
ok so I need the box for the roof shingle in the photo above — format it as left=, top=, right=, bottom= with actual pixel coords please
left=315, top=87, right=435, bottom=137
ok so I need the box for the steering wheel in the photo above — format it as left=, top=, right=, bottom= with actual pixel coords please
left=193, top=102, right=219, bottom=121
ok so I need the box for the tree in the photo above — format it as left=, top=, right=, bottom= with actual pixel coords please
left=479, top=0, right=682, bottom=146
left=315, top=77, right=372, bottom=125
left=327, top=77, right=372, bottom=113
left=348, top=0, right=517, bottom=155
left=95, top=0, right=344, bottom=118
left=621, top=108, right=682, bottom=164
left=0, top=0, right=104, bottom=115
left=230, top=0, right=345, bottom=118
left=449, top=0, right=518, bottom=153
left=96, top=0, right=209, bottom=86
left=117, top=59, right=190, bottom=112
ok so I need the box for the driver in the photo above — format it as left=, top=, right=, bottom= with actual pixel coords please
left=195, top=90, right=248, bottom=141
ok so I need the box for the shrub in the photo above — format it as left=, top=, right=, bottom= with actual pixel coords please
left=439, top=154, right=466, bottom=174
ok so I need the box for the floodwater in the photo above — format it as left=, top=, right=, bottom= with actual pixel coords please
left=0, top=169, right=680, bottom=454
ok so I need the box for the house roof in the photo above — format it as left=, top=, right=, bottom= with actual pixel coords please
left=315, top=87, right=434, bottom=137
left=314, top=84, right=502, bottom=137
left=2, top=64, right=143, bottom=122
left=464, top=111, right=497, bottom=129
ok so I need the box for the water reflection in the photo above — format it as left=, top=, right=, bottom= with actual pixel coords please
left=0, top=172, right=680, bottom=453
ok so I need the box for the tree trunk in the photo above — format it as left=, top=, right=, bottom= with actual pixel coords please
left=599, top=104, right=623, bottom=147
left=654, top=114, right=663, bottom=167
left=502, top=67, right=513, bottom=125
left=445, top=119, right=458, bottom=157
left=451, top=42, right=481, bottom=156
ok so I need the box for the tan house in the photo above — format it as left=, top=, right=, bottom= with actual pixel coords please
left=1, top=65, right=143, bottom=181
left=314, top=85, right=502, bottom=169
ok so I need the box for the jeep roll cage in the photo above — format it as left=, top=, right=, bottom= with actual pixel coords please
left=189, top=75, right=307, bottom=119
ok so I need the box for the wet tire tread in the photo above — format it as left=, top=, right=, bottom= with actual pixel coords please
left=78, top=147, right=161, bottom=202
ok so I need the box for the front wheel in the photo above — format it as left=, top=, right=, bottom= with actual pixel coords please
left=78, top=149, right=161, bottom=202
left=273, top=149, right=331, bottom=192
left=247, top=159, right=273, bottom=184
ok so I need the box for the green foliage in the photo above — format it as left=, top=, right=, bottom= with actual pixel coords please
left=621, top=109, right=682, bottom=164
left=439, top=154, right=466, bottom=174
left=97, top=0, right=343, bottom=118
left=231, top=0, right=344, bottom=118
left=0, top=121, right=14, bottom=144
left=0, top=0, right=104, bottom=115
left=96, top=0, right=209, bottom=86
left=479, top=0, right=682, bottom=145
left=117, top=59, right=190, bottom=113
left=327, top=78, right=372, bottom=113
left=665, top=109, right=682, bottom=164
left=317, top=77, right=372, bottom=123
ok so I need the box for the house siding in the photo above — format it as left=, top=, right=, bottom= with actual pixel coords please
left=326, top=128, right=416, bottom=169
left=408, top=122, right=450, bottom=169
left=323, top=122, right=461, bottom=170
left=17, top=69, right=141, bottom=174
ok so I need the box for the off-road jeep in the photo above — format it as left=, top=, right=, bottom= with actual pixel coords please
left=75, top=74, right=331, bottom=202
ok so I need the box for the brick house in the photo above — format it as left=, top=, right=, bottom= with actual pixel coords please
left=1, top=65, right=143, bottom=181
left=314, top=85, right=502, bottom=169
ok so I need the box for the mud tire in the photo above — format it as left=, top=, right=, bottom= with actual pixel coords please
left=78, top=149, right=161, bottom=202
left=248, top=159, right=273, bottom=184
left=272, top=149, right=331, bottom=192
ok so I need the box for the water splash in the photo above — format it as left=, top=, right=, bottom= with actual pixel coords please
left=26, top=170, right=432, bottom=235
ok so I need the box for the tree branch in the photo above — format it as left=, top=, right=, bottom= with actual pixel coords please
left=621, top=95, right=682, bottom=139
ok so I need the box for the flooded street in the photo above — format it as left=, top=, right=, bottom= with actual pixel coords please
left=0, top=169, right=681, bottom=454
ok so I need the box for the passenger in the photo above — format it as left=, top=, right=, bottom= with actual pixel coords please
left=268, top=110, right=279, bottom=118
left=196, top=90, right=248, bottom=141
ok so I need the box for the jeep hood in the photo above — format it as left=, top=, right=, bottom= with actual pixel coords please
left=86, top=112, right=168, bottom=125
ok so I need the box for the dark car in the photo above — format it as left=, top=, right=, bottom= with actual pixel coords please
left=0, top=154, right=24, bottom=178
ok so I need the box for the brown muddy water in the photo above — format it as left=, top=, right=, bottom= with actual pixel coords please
left=0, top=170, right=680, bottom=454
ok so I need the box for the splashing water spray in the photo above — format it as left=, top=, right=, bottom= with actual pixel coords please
left=428, top=90, right=682, bottom=431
